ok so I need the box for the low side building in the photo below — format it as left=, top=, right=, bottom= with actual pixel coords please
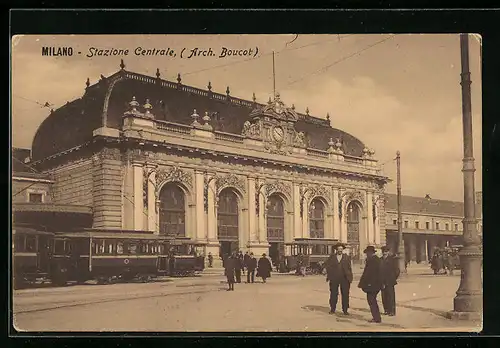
left=384, top=193, right=483, bottom=263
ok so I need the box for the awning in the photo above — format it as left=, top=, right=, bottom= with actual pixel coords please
left=12, top=202, right=92, bottom=214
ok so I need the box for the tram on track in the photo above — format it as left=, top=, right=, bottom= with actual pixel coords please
left=13, top=225, right=54, bottom=288
left=13, top=227, right=208, bottom=288
left=284, top=238, right=340, bottom=274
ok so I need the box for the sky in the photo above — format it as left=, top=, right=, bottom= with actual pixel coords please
left=11, top=34, right=482, bottom=202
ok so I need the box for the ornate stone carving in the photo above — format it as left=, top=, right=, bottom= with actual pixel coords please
left=342, top=190, right=365, bottom=205
left=299, top=184, right=331, bottom=218
left=216, top=173, right=246, bottom=195
left=307, top=185, right=331, bottom=202
left=265, top=180, right=291, bottom=198
left=241, top=119, right=262, bottom=139
left=156, top=166, right=193, bottom=190
left=249, top=93, right=298, bottom=122
left=293, top=131, right=306, bottom=148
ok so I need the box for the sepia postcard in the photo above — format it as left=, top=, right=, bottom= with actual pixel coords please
left=11, top=34, right=483, bottom=333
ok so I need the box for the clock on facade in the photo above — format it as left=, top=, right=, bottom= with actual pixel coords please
left=272, top=126, right=284, bottom=142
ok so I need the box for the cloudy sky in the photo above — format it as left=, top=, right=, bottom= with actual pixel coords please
left=11, top=34, right=482, bottom=202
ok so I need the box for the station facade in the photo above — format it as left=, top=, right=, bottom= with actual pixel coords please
left=24, top=63, right=389, bottom=264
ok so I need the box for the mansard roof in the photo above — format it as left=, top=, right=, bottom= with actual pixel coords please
left=384, top=193, right=464, bottom=217
left=31, top=67, right=367, bottom=161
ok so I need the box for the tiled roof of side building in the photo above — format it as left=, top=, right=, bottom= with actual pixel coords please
left=384, top=193, right=464, bottom=217
left=31, top=68, right=366, bottom=161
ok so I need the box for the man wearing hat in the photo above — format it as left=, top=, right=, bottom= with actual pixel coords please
left=257, top=253, right=272, bottom=283
left=324, top=242, right=353, bottom=315
left=358, top=245, right=383, bottom=323
left=380, top=246, right=400, bottom=316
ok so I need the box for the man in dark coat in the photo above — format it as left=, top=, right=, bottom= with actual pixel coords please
left=224, top=253, right=236, bottom=291
left=380, top=246, right=400, bottom=316
left=238, top=251, right=245, bottom=276
left=257, top=253, right=272, bottom=283
left=234, top=251, right=243, bottom=283
left=324, top=242, right=353, bottom=315
left=243, top=251, right=250, bottom=275
left=246, top=252, right=257, bottom=283
left=358, top=245, right=383, bottom=323
left=207, top=252, right=213, bottom=268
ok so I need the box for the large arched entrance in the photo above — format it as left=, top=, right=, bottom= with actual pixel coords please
left=267, top=194, right=285, bottom=265
left=347, top=201, right=361, bottom=260
left=217, top=188, right=239, bottom=258
left=159, top=183, right=186, bottom=236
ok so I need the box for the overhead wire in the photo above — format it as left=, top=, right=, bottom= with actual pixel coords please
left=182, top=34, right=354, bottom=77
left=284, top=35, right=397, bottom=87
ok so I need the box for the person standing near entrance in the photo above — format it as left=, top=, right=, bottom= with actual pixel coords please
left=380, top=246, right=400, bottom=316
left=324, top=242, right=353, bottom=315
left=243, top=251, right=250, bottom=275
left=358, top=245, right=383, bottom=323
left=224, top=253, right=236, bottom=291
left=257, top=253, right=272, bottom=283
left=207, top=252, right=213, bottom=268
left=234, top=251, right=243, bottom=283
left=246, top=252, right=257, bottom=283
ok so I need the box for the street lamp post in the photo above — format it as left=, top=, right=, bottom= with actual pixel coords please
left=447, top=33, right=483, bottom=321
left=396, top=151, right=406, bottom=274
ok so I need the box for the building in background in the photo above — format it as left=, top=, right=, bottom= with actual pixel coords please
left=22, top=63, right=390, bottom=264
left=12, top=148, right=93, bottom=232
left=384, top=192, right=483, bottom=263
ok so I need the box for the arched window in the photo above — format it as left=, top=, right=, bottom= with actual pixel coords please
left=347, top=202, right=360, bottom=242
left=217, top=189, right=239, bottom=241
left=267, top=194, right=284, bottom=241
left=159, top=183, right=185, bottom=236
left=309, top=198, right=325, bottom=239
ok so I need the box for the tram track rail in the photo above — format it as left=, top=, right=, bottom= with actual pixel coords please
left=14, top=286, right=219, bottom=315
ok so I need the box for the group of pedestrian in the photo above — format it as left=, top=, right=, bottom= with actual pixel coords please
left=430, top=247, right=459, bottom=276
left=223, top=251, right=272, bottom=291
left=325, top=243, right=400, bottom=324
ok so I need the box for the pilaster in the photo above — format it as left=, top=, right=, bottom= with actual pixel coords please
left=195, top=170, right=205, bottom=241
left=366, top=191, right=374, bottom=245
left=132, top=161, right=144, bottom=231
left=146, top=165, right=157, bottom=233
left=293, top=182, right=301, bottom=239
left=333, top=188, right=340, bottom=240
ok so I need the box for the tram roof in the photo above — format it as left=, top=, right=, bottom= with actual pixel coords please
left=287, top=238, right=340, bottom=245
left=54, top=231, right=172, bottom=240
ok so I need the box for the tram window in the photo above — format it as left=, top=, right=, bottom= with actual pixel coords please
left=107, top=241, right=114, bottom=254
left=117, top=242, right=124, bottom=254
left=25, top=236, right=36, bottom=252
left=14, top=235, right=25, bottom=252
left=54, top=240, right=66, bottom=254
left=128, top=243, right=138, bottom=255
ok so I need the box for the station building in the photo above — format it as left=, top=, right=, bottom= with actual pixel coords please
left=384, top=192, right=483, bottom=263
left=21, top=62, right=390, bottom=264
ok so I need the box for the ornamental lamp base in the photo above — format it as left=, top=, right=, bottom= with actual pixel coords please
left=446, top=310, right=482, bottom=323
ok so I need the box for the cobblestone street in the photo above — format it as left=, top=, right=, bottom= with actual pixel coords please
left=13, top=265, right=482, bottom=332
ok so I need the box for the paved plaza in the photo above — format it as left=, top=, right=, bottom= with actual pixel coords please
left=13, top=265, right=482, bottom=332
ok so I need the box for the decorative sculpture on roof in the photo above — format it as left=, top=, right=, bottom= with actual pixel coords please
left=241, top=119, right=262, bottom=139
left=249, top=93, right=299, bottom=122
left=293, top=131, right=306, bottom=148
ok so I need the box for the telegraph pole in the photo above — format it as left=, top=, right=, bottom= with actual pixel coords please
left=396, top=151, right=406, bottom=274
left=447, top=34, right=483, bottom=321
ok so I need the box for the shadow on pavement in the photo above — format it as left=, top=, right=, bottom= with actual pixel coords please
left=302, top=305, right=407, bottom=329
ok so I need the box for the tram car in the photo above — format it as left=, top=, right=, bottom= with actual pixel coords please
left=51, top=229, right=173, bottom=285
left=166, top=237, right=206, bottom=276
left=12, top=225, right=54, bottom=288
left=284, top=238, right=340, bottom=274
